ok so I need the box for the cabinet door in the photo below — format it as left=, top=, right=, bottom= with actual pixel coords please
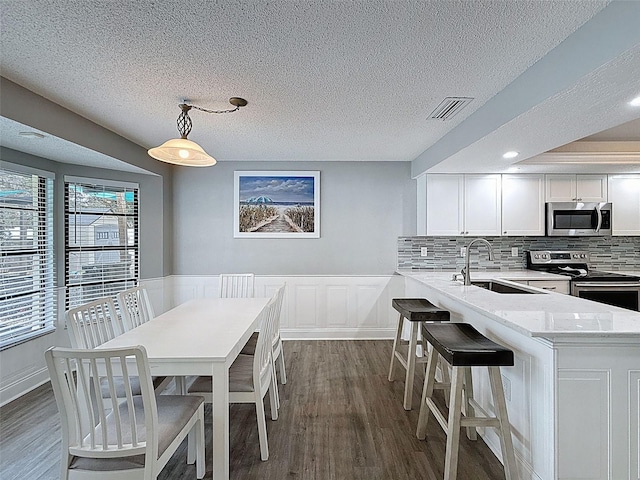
left=426, top=175, right=464, bottom=236
left=502, top=174, right=545, bottom=236
left=464, top=174, right=501, bottom=236
left=576, top=175, right=608, bottom=202
left=545, top=175, right=577, bottom=201
left=609, top=175, right=640, bottom=236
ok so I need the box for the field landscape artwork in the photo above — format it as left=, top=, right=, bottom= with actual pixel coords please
left=234, top=171, right=320, bottom=238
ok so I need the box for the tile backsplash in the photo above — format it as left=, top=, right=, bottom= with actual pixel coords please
left=398, top=236, right=640, bottom=271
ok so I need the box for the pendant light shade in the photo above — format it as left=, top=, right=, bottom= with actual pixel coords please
left=148, top=137, right=216, bottom=166
left=148, top=98, right=247, bottom=167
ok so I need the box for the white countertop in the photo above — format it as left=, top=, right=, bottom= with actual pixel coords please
left=398, top=270, right=640, bottom=339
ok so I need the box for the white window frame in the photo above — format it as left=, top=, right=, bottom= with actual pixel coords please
left=64, top=176, right=139, bottom=309
left=0, top=162, right=56, bottom=350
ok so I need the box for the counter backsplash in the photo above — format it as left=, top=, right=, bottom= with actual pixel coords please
left=398, top=236, right=640, bottom=271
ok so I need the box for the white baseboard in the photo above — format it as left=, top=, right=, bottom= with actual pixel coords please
left=0, top=366, right=50, bottom=407
left=281, top=328, right=396, bottom=340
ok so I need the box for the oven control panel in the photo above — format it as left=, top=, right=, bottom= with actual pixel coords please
left=528, top=250, right=590, bottom=265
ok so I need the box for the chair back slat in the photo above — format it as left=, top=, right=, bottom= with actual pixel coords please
left=219, top=273, right=255, bottom=298
left=45, top=346, right=158, bottom=460
left=117, top=286, right=155, bottom=330
left=66, top=297, right=123, bottom=349
left=271, top=285, right=285, bottom=345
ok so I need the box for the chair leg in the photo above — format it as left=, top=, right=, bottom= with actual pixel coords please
left=268, top=376, right=278, bottom=421
left=462, top=367, right=478, bottom=441
left=489, top=367, right=519, bottom=480
left=388, top=312, right=404, bottom=381
left=186, top=408, right=205, bottom=479
left=278, top=346, right=287, bottom=384
left=272, top=371, right=280, bottom=410
left=403, top=322, right=419, bottom=410
left=416, top=346, right=439, bottom=439
left=256, top=395, right=270, bottom=461
left=444, top=367, right=465, bottom=480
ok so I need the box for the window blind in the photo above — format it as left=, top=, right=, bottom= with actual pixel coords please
left=64, top=179, right=139, bottom=309
left=0, top=166, right=56, bottom=350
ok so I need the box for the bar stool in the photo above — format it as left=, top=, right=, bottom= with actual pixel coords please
left=388, top=298, right=450, bottom=410
left=416, top=322, right=518, bottom=480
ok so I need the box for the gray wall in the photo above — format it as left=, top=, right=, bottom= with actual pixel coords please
left=173, top=161, right=416, bottom=275
left=0, top=77, right=173, bottom=278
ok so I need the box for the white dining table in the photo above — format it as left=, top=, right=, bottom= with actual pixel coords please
left=99, top=296, right=270, bottom=480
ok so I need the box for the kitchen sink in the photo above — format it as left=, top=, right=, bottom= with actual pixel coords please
left=470, top=281, right=542, bottom=294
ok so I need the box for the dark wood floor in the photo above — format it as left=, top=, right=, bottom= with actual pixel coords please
left=0, top=340, right=506, bottom=479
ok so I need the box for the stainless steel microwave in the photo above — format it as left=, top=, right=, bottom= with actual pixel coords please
left=546, top=202, right=612, bottom=236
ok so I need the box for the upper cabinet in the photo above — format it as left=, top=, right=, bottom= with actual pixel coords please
left=545, top=174, right=608, bottom=202
left=608, top=175, right=640, bottom=236
left=501, top=174, right=545, bottom=236
left=424, top=174, right=501, bottom=236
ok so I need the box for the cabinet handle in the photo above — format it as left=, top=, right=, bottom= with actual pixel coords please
left=460, top=231, right=464, bottom=235
left=542, top=286, right=557, bottom=290
left=503, top=231, right=507, bottom=234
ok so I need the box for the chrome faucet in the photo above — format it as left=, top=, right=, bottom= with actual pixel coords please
left=461, top=238, right=494, bottom=286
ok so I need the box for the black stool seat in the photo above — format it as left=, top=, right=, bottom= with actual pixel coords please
left=421, top=323, right=513, bottom=367
left=392, top=298, right=450, bottom=322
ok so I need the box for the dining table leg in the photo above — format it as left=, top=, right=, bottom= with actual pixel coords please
left=211, top=363, right=230, bottom=480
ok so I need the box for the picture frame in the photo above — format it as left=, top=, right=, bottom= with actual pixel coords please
left=234, top=171, right=320, bottom=238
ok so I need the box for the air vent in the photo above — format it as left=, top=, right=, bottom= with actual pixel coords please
left=428, top=97, right=473, bottom=121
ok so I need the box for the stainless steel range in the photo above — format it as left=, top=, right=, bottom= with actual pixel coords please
left=527, top=250, right=640, bottom=311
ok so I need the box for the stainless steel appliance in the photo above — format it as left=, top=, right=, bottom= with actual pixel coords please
left=546, top=202, right=612, bottom=236
left=527, top=250, right=640, bottom=311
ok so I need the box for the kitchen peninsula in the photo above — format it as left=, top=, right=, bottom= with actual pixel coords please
left=399, top=270, right=640, bottom=480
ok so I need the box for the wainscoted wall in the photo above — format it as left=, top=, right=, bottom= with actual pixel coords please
left=161, top=275, right=405, bottom=339
left=398, top=236, right=640, bottom=271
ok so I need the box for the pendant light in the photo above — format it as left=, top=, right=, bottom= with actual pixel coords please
left=148, top=97, right=247, bottom=167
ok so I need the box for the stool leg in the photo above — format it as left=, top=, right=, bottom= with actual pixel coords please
left=403, top=322, right=419, bottom=410
left=416, top=346, right=439, bottom=439
left=444, top=367, right=465, bottom=480
left=388, top=312, right=404, bottom=382
left=438, top=356, right=451, bottom=408
left=462, top=367, right=478, bottom=441
left=488, top=367, right=519, bottom=480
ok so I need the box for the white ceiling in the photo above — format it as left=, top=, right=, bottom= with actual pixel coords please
left=1, top=0, right=639, bottom=175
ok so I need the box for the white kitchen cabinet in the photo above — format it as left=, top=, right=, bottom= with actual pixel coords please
left=608, top=175, right=640, bottom=236
left=501, top=174, right=545, bottom=236
left=425, top=174, right=501, bottom=236
left=545, top=174, right=608, bottom=202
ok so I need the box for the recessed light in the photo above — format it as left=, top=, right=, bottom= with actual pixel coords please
left=629, top=96, right=640, bottom=107
left=18, top=131, right=45, bottom=139
left=502, top=151, right=519, bottom=159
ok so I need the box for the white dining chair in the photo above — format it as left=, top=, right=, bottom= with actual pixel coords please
left=45, top=345, right=205, bottom=480
left=241, top=285, right=287, bottom=408
left=66, top=297, right=169, bottom=397
left=117, top=285, right=155, bottom=330
left=117, top=285, right=175, bottom=393
left=187, top=292, right=279, bottom=460
left=219, top=273, right=255, bottom=298
left=66, top=297, right=126, bottom=349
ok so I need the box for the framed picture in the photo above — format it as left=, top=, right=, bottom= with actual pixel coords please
left=234, top=171, right=320, bottom=238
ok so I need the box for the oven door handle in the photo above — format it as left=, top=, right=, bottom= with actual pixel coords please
left=573, top=282, right=640, bottom=288
left=594, top=206, right=602, bottom=232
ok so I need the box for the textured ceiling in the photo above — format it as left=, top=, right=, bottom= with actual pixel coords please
left=1, top=0, right=638, bottom=174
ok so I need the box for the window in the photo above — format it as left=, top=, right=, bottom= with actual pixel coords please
left=0, top=164, right=55, bottom=349
left=65, top=177, right=139, bottom=309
